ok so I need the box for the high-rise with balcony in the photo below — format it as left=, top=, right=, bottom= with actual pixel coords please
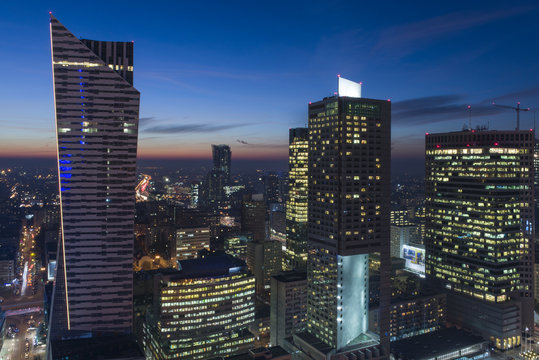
left=49, top=14, right=139, bottom=336
left=425, top=130, right=534, bottom=350
left=292, top=77, right=391, bottom=360
left=284, top=128, right=308, bottom=271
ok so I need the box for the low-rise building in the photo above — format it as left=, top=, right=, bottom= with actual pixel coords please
left=175, top=227, right=210, bottom=260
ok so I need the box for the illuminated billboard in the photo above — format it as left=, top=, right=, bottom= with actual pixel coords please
left=402, top=245, right=425, bottom=275
left=338, top=76, right=362, bottom=98
left=48, top=261, right=56, bottom=281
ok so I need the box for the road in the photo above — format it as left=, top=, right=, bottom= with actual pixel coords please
left=1, top=224, right=45, bottom=360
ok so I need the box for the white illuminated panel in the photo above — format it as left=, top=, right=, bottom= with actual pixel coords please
left=338, top=76, right=362, bottom=98
left=402, top=245, right=425, bottom=275
left=338, top=253, right=369, bottom=349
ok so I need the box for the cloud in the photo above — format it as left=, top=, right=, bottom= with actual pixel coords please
left=393, top=87, right=539, bottom=127
left=375, top=6, right=535, bottom=58
left=492, top=86, right=539, bottom=104
left=139, top=117, right=154, bottom=126
left=392, top=94, right=506, bottom=126
left=143, top=123, right=251, bottom=134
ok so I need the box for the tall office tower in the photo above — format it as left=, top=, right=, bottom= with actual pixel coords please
left=143, top=254, right=255, bottom=360
left=293, top=77, right=391, bottom=359
left=284, top=128, right=308, bottom=271
left=242, top=194, right=267, bottom=242
left=534, top=140, right=539, bottom=236
left=207, top=168, right=227, bottom=209
left=204, top=144, right=231, bottom=210
left=49, top=15, right=139, bottom=335
left=425, top=130, right=534, bottom=350
left=264, top=173, right=283, bottom=204
left=212, top=144, right=232, bottom=184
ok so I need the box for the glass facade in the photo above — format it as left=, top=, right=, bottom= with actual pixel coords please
left=49, top=15, right=138, bottom=335
left=285, top=128, right=309, bottom=271
left=144, top=258, right=255, bottom=360
left=425, top=130, right=534, bottom=348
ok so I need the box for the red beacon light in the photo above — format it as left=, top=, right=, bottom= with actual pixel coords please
left=436, top=144, right=441, bottom=148
left=466, top=144, right=470, bottom=147
left=387, top=99, right=391, bottom=102
left=425, top=132, right=429, bottom=136
left=337, top=74, right=341, bottom=77
left=494, top=142, right=499, bottom=146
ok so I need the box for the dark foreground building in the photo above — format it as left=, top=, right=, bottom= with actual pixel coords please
left=49, top=334, right=144, bottom=360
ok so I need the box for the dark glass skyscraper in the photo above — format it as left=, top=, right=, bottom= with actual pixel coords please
left=425, top=130, right=534, bottom=349
left=293, top=78, right=391, bottom=359
left=212, top=144, right=231, bottom=184
left=49, top=15, right=139, bottom=335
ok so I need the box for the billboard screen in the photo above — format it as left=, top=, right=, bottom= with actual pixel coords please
left=402, top=245, right=425, bottom=275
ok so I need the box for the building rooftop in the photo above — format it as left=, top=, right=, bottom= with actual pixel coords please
left=169, top=252, right=247, bottom=280
left=210, top=346, right=290, bottom=360
left=272, top=271, right=307, bottom=283
left=390, top=327, right=487, bottom=360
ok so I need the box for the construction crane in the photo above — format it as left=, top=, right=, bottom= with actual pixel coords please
left=466, top=105, right=472, bottom=130
left=492, top=101, right=530, bottom=130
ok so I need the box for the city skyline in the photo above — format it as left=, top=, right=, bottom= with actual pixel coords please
left=1, top=1, right=539, bottom=167
left=1, top=3, right=538, bottom=359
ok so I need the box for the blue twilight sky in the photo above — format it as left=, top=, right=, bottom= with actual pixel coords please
left=1, top=0, right=539, bottom=164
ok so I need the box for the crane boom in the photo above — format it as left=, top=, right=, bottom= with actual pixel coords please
left=492, top=101, right=530, bottom=130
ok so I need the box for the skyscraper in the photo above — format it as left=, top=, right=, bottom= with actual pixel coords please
left=49, top=15, right=139, bottom=335
left=202, top=144, right=232, bottom=210
left=293, top=77, right=391, bottom=359
left=425, top=130, right=534, bottom=349
left=212, top=144, right=232, bottom=184
left=242, top=194, right=266, bottom=242
left=284, top=128, right=308, bottom=271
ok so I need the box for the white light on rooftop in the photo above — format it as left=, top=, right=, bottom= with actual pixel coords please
left=338, top=76, right=362, bottom=98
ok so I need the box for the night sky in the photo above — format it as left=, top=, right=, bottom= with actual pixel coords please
left=1, top=1, right=538, bottom=173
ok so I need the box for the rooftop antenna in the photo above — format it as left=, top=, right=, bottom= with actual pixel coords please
left=533, top=108, right=536, bottom=133
left=467, top=105, right=472, bottom=130
left=492, top=101, right=530, bottom=131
